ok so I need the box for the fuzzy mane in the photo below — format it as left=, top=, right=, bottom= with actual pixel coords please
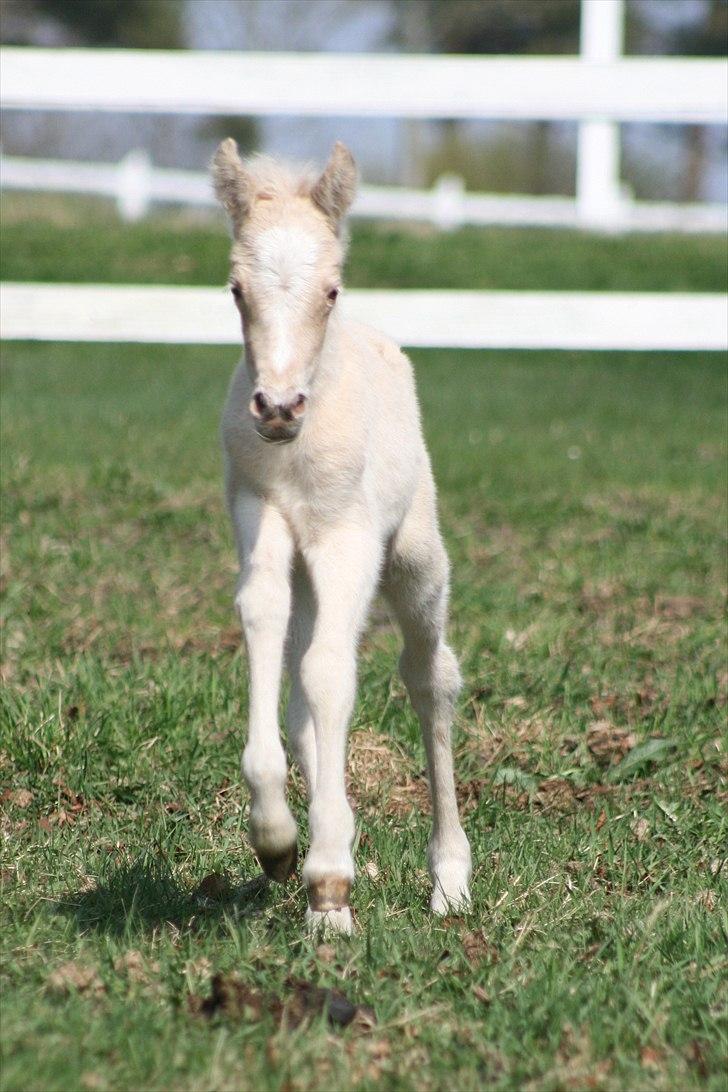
left=236, top=154, right=318, bottom=203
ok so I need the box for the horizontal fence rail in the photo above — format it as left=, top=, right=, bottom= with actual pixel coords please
left=1, top=48, right=726, bottom=122
left=2, top=284, right=726, bottom=351
left=2, top=151, right=726, bottom=233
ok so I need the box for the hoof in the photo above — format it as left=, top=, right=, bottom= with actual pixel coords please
left=431, top=885, right=471, bottom=915
left=306, top=906, right=354, bottom=936
left=430, top=859, right=472, bottom=915
left=432, top=843, right=473, bottom=912
left=307, top=876, right=351, bottom=912
left=258, top=843, right=298, bottom=883
left=305, top=877, right=353, bottom=935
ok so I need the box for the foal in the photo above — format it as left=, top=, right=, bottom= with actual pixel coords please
left=213, top=139, right=471, bottom=932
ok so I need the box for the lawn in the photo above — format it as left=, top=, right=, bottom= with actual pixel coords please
left=1, top=206, right=726, bottom=1091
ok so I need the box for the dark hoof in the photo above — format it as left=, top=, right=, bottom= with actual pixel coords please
left=258, top=844, right=298, bottom=883
left=307, top=876, right=352, bottom=912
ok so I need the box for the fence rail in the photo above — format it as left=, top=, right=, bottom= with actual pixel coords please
left=1, top=47, right=725, bottom=123
left=1, top=0, right=726, bottom=348
left=1, top=28, right=726, bottom=232
left=2, top=150, right=726, bottom=233
left=2, top=284, right=725, bottom=351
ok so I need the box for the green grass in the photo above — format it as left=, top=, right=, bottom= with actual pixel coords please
left=1, top=210, right=727, bottom=1091
left=1, top=194, right=726, bottom=291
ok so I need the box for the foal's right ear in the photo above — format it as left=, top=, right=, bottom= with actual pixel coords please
left=211, top=138, right=249, bottom=234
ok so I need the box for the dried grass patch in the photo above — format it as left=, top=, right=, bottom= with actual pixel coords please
left=460, top=712, right=553, bottom=769
left=462, top=523, right=527, bottom=569
left=46, top=961, right=105, bottom=998
left=347, top=728, right=491, bottom=820
left=527, top=1024, right=613, bottom=1091
left=347, top=730, right=429, bottom=818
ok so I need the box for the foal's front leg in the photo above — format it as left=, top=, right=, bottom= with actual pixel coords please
left=300, top=524, right=382, bottom=933
left=231, top=493, right=298, bottom=881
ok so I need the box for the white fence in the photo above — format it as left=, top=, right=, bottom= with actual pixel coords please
left=1, top=46, right=724, bottom=122
left=2, top=284, right=726, bottom=352
left=1, top=0, right=726, bottom=350
left=1, top=0, right=727, bottom=231
left=2, top=150, right=725, bottom=234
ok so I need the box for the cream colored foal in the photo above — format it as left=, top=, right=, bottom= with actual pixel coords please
left=213, top=139, right=471, bottom=932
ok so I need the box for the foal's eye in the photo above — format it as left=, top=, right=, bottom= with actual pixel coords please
left=326, top=287, right=339, bottom=304
left=230, top=283, right=243, bottom=302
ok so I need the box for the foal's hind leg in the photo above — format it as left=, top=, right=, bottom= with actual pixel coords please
left=384, top=494, right=471, bottom=913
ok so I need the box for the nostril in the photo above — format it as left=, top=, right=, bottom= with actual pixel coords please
left=290, top=393, right=307, bottom=418
left=250, top=391, right=269, bottom=419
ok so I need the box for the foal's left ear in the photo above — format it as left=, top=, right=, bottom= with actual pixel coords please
left=311, top=142, right=357, bottom=232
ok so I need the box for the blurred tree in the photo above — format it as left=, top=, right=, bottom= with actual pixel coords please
left=668, top=0, right=727, bottom=201
left=666, top=0, right=727, bottom=56
left=392, top=0, right=580, bottom=194
left=1, top=0, right=182, bottom=47
left=197, top=116, right=259, bottom=159
left=38, top=0, right=182, bottom=46
left=0, top=0, right=190, bottom=173
left=629, top=0, right=727, bottom=201
left=408, top=0, right=580, bottom=55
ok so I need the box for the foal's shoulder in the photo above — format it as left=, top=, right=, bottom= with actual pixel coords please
left=344, top=319, right=413, bottom=375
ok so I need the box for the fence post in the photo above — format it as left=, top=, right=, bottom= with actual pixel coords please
left=116, top=149, right=151, bottom=221
left=576, top=0, right=625, bottom=230
left=433, top=174, right=465, bottom=231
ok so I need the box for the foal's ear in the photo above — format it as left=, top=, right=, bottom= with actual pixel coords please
left=211, top=138, right=249, bottom=234
left=311, top=142, right=357, bottom=232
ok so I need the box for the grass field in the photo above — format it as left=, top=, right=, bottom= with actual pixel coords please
left=1, top=204, right=727, bottom=1091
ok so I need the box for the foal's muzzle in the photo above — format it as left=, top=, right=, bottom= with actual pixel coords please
left=250, top=388, right=307, bottom=443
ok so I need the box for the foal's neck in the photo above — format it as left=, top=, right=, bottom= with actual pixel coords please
left=310, top=310, right=347, bottom=398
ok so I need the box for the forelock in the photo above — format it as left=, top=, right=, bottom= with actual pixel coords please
left=241, top=155, right=318, bottom=203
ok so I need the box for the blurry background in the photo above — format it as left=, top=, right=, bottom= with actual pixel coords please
left=1, top=0, right=726, bottom=204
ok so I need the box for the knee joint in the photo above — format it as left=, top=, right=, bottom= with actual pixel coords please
left=436, top=644, right=462, bottom=699
left=401, top=642, right=461, bottom=704
left=242, top=742, right=286, bottom=788
left=301, top=643, right=353, bottom=708
left=235, top=573, right=289, bottom=634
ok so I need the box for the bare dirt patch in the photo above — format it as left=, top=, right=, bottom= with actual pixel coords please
left=586, top=722, right=637, bottom=766
left=1, top=788, right=34, bottom=809
left=189, top=972, right=376, bottom=1032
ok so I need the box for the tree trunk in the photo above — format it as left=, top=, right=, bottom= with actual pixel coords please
left=682, top=125, right=706, bottom=203
left=532, top=120, right=550, bottom=194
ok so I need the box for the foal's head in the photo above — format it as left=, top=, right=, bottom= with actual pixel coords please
left=212, top=140, right=357, bottom=443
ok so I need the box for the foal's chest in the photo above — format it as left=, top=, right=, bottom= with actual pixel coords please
left=266, top=457, right=363, bottom=543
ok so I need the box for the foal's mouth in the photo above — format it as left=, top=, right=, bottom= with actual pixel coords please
left=254, top=422, right=301, bottom=445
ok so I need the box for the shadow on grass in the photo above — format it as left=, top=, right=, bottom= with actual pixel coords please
left=53, top=857, right=275, bottom=937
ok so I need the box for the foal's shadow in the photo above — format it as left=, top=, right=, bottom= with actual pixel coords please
left=54, top=857, right=275, bottom=937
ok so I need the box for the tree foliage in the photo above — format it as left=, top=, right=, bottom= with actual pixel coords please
left=396, top=0, right=580, bottom=55
left=668, top=0, right=727, bottom=56
left=30, top=0, right=181, bottom=48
